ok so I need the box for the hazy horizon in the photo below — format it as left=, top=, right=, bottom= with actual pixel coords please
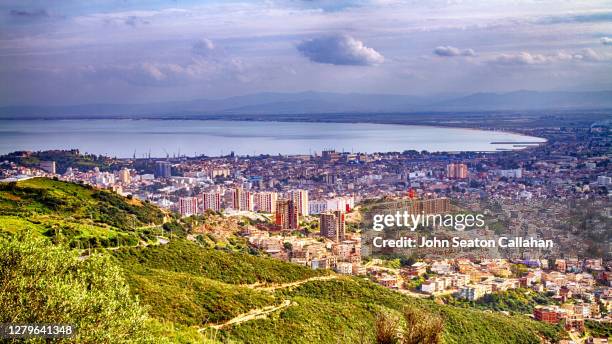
left=1, top=0, right=611, bottom=107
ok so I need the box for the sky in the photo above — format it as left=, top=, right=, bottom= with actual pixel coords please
left=1, top=0, right=611, bottom=105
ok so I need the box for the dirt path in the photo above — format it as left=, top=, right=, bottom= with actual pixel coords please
left=200, top=275, right=341, bottom=331
left=248, top=275, right=340, bottom=291
left=203, top=299, right=293, bottom=331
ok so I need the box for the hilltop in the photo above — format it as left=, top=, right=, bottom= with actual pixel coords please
left=0, top=150, right=124, bottom=174
left=0, top=177, right=166, bottom=248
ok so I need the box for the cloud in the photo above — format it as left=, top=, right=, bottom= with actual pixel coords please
left=492, top=49, right=608, bottom=66
left=192, top=38, right=217, bottom=57
left=296, top=34, right=384, bottom=66
left=124, top=16, right=150, bottom=27
left=602, top=37, right=612, bottom=46
left=538, top=12, right=612, bottom=25
left=572, top=48, right=604, bottom=62
left=9, top=9, right=49, bottom=18
left=76, top=53, right=249, bottom=87
left=433, top=45, right=476, bottom=57
left=493, top=52, right=553, bottom=65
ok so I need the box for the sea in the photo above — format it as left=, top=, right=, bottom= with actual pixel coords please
left=0, top=119, right=546, bottom=158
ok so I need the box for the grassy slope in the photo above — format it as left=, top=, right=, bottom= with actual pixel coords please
left=113, top=239, right=330, bottom=284
left=113, top=240, right=329, bottom=327
left=114, top=240, right=562, bottom=344
left=0, top=178, right=165, bottom=247
left=127, top=268, right=277, bottom=325
left=0, top=178, right=564, bottom=343
left=224, top=278, right=562, bottom=344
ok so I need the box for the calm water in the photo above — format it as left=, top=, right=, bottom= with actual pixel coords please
left=0, top=119, right=545, bottom=157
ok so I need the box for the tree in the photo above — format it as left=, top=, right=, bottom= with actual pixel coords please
left=0, top=231, right=162, bottom=343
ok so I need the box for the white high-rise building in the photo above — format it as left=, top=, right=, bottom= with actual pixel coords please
left=288, top=189, right=309, bottom=216
left=308, top=200, right=327, bottom=215
left=253, top=192, right=278, bottom=213
left=232, top=188, right=254, bottom=211
left=326, top=196, right=355, bottom=213
left=202, top=192, right=222, bottom=212
left=179, top=197, right=198, bottom=217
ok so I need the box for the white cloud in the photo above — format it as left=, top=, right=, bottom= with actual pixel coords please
left=601, top=37, right=612, bottom=46
left=572, top=48, right=604, bottom=62
left=492, top=52, right=551, bottom=65
left=77, top=56, right=248, bottom=87
left=491, top=49, right=608, bottom=66
left=296, top=34, right=384, bottom=66
left=433, top=45, right=476, bottom=57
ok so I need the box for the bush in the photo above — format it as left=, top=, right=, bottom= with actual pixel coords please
left=0, top=231, right=159, bottom=343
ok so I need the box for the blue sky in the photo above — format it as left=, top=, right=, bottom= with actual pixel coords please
left=1, top=0, right=611, bottom=105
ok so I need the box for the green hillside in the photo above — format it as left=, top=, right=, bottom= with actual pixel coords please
left=111, top=239, right=562, bottom=344
left=0, top=178, right=565, bottom=343
left=112, top=240, right=329, bottom=328
left=113, top=239, right=330, bottom=284
left=0, top=150, right=121, bottom=174
left=0, top=178, right=165, bottom=248
left=223, top=277, right=562, bottom=344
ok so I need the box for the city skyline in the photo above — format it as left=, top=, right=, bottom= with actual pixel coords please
left=1, top=0, right=612, bottom=106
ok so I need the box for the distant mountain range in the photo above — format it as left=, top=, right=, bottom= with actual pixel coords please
left=1, top=90, right=612, bottom=118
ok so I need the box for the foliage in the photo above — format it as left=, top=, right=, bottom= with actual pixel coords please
left=0, top=231, right=157, bottom=343
left=400, top=307, right=443, bottom=344
left=375, top=312, right=399, bottom=344
left=585, top=320, right=612, bottom=338
left=223, top=277, right=562, bottom=344
left=0, top=149, right=121, bottom=174
left=222, top=296, right=378, bottom=344
left=0, top=178, right=165, bottom=248
left=124, top=268, right=277, bottom=325
left=113, top=239, right=329, bottom=285
left=443, top=288, right=556, bottom=314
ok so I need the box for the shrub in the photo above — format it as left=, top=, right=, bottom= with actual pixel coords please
left=0, top=231, right=159, bottom=343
